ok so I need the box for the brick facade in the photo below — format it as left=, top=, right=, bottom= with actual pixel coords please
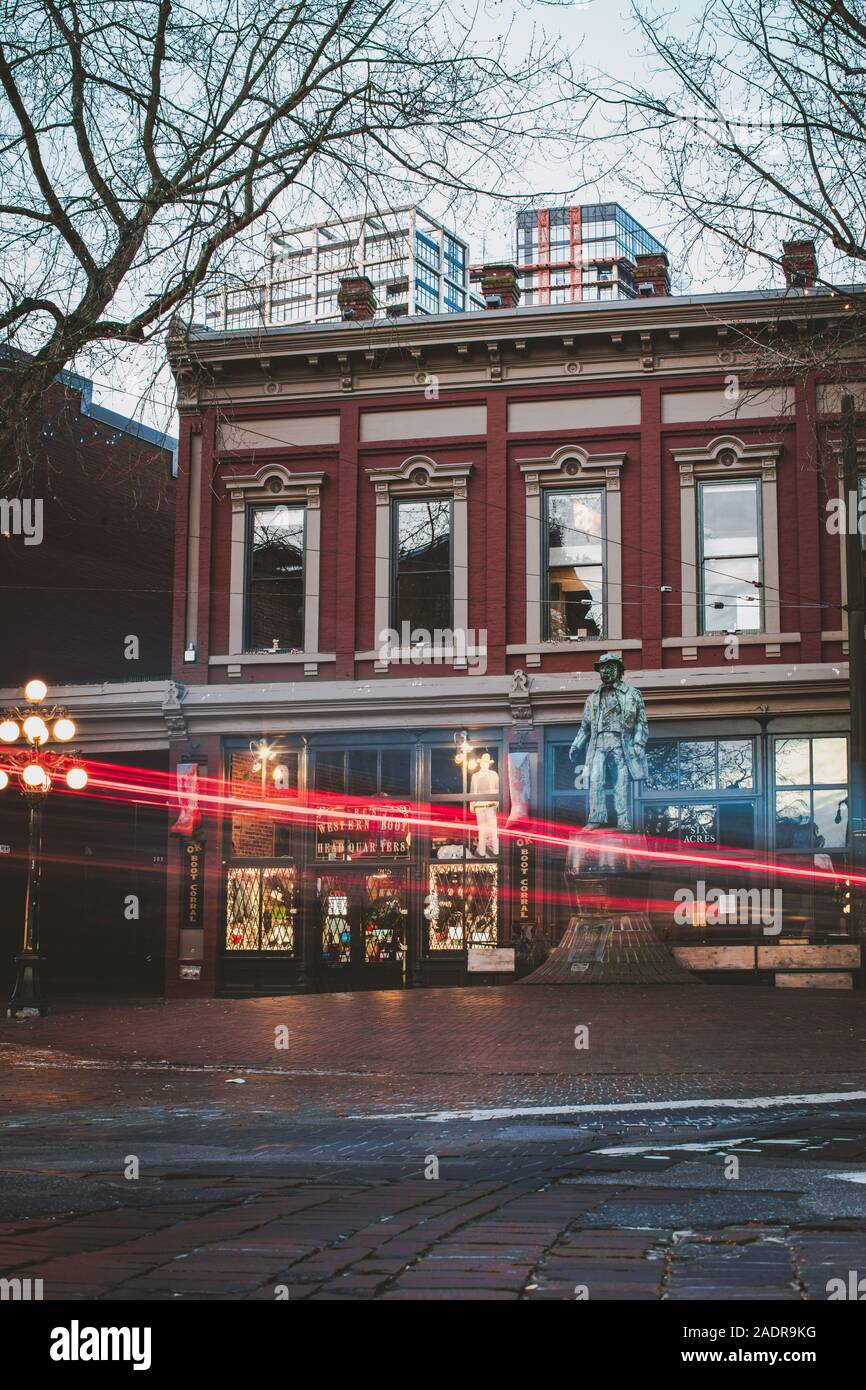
left=164, top=289, right=864, bottom=996
left=0, top=371, right=176, bottom=995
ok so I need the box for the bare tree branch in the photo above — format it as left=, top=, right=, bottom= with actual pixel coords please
left=577, top=0, right=866, bottom=290
left=0, top=0, right=579, bottom=480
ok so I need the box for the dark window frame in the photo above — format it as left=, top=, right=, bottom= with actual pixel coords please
left=697, top=476, right=763, bottom=636
left=542, top=485, right=606, bottom=641
left=642, top=737, right=757, bottom=798
left=225, top=743, right=302, bottom=865
left=424, top=738, right=503, bottom=955
left=639, top=736, right=759, bottom=861
left=225, top=863, right=298, bottom=956
left=390, top=494, right=454, bottom=634
left=311, top=745, right=415, bottom=863
left=771, top=733, right=850, bottom=855
left=243, top=501, right=306, bottom=654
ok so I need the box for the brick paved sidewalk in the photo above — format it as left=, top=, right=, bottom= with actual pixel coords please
left=2, top=984, right=866, bottom=1081
left=2, top=1174, right=864, bottom=1301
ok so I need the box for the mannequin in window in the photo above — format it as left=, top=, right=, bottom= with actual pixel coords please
left=470, top=751, right=500, bottom=857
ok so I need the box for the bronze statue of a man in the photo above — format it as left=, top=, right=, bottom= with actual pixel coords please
left=569, top=654, right=648, bottom=831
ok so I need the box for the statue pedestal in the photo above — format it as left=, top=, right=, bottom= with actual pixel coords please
left=519, top=835, right=694, bottom=986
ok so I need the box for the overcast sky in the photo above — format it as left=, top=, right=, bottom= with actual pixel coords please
left=86, top=0, right=745, bottom=441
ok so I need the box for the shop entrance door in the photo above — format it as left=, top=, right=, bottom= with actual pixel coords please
left=318, top=868, right=410, bottom=990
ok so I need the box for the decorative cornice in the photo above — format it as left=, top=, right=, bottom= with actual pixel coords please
left=172, top=290, right=862, bottom=380
left=831, top=437, right=866, bottom=475
left=517, top=443, right=627, bottom=493
left=367, top=454, right=473, bottom=501
left=672, top=434, right=782, bottom=484
left=170, top=663, right=850, bottom=733
left=0, top=680, right=177, bottom=753
left=224, top=464, right=327, bottom=510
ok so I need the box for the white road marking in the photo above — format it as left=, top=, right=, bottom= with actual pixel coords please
left=826, top=1172, right=866, bottom=1184
left=349, top=1089, right=866, bottom=1123
left=597, top=1138, right=751, bottom=1156
left=596, top=1136, right=806, bottom=1155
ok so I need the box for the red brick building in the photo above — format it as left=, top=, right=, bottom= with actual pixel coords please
left=0, top=369, right=176, bottom=996
left=164, top=266, right=864, bottom=997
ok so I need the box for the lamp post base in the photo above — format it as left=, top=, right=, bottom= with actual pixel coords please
left=7, top=951, right=48, bottom=1018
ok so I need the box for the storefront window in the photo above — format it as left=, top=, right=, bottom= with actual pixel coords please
left=312, top=747, right=412, bottom=860
left=645, top=803, right=717, bottom=844
left=426, top=861, right=498, bottom=950
left=636, top=735, right=759, bottom=938
left=646, top=738, right=753, bottom=793
left=643, top=800, right=756, bottom=848
left=642, top=738, right=756, bottom=849
left=549, top=741, right=589, bottom=833
left=245, top=504, right=305, bottom=652
left=544, top=488, right=605, bottom=640
left=430, top=745, right=464, bottom=795
left=228, top=748, right=298, bottom=858
left=226, top=865, right=296, bottom=953
left=425, top=739, right=501, bottom=952
left=773, top=735, right=850, bottom=937
left=698, top=480, right=762, bottom=633
left=774, top=736, right=848, bottom=851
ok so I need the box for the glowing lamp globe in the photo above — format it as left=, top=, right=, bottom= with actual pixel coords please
left=22, top=763, right=48, bottom=789
left=0, top=770, right=8, bottom=791
left=23, top=715, right=49, bottom=745
left=24, top=679, right=47, bottom=703
left=66, top=767, right=88, bottom=791
left=0, top=719, right=19, bottom=743
left=53, top=718, right=76, bottom=742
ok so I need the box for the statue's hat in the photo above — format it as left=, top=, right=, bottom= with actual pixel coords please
left=593, top=652, right=624, bottom=672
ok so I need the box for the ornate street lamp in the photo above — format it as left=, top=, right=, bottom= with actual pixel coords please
left=1, top=680, right=87, bottom=1017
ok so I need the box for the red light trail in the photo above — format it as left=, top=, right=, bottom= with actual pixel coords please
left=7, top=755, right=855, bottom=894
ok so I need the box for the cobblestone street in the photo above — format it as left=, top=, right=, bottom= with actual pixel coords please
left=2, top=985, right=866, bottom=1301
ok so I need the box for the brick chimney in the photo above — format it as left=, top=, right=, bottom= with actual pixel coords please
left=633, top=252, right=671, bottom=297
left=337, top=274, right=377, bottom=321
left=781, top=239, right=818, bottom=289
left=472, top=263, right=522, bottom=310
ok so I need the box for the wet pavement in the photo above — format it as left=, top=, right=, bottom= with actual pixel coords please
left=1, top=985, right=866, bottom=1300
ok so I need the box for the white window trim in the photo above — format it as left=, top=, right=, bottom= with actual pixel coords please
left=517, top=444, right=626, bottom=667
left=367, top=454, right=472, bottom=672
left=223, top=464, right=327, bottom=675
left=672, top=435, right=782, bottom=657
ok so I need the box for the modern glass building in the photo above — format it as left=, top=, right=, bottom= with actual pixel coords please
left=204, top=205, right=484, bottom=331
left=515, top=203, right=669, bottom=304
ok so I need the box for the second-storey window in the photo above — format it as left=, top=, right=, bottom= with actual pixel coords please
left=245, top=503, right=305, bottom=652
left=544, top=488, right=605, bottom=639
left=699, top=480, right=762, bottom=633
left=392, top=497, right=452, bottom=632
